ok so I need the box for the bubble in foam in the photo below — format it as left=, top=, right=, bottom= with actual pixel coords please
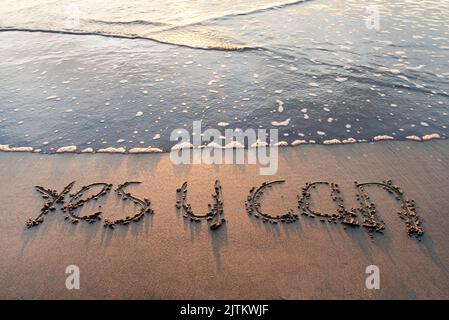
left=373, top=135, right=394, bottom=141
left=129, top=147, right=163, bottom=153
left=250, top=140, right=269, bottom=148
left=171, top=142, right=194, bottom=151
left=406, top=135, right=421, bottom=142
left=224, top=141, right=244, bottom=149
left=342, top=138, right=357, bottom=144
left=271, top=118, right=291, bottom=126
left=205, top=142, right=223, bottom=149
left=0, top=145, right=34, bottom=152
left=0, top=145, right=10, bottom=152
left=335, top=77, right=348, bottom=82
left=291, top=140, right=308, bottom=146
left=422, top=133, right=441, bottom=141
left=56, top=145, right=77, bottom=153
left=97, top=147, right=126, bottom=153
left=273, top=141, right=289, bottom=147
left=323, top=139, right=342, bottom=145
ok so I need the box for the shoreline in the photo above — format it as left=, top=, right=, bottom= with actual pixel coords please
left=1, top=140, right=449, bottom=299
left=0, top=133, right=444, bottom=155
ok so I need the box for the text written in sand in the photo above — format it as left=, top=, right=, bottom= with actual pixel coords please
left=25, top=179, right=424, bottom=239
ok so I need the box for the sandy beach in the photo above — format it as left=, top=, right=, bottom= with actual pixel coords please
left=1, top=140, right=449, bottom=299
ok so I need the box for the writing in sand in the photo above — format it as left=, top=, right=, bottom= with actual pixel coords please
left=25, top=179, right=424, bottom=239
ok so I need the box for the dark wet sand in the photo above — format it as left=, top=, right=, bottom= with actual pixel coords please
left=1, top=140, right=449, bottom=299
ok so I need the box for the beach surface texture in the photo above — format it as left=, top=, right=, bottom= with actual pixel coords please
left=1, top=140, right=449, bottom=299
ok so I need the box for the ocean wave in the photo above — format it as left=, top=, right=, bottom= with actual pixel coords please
left=0, top=0, right=313, bottom=51
left=0, top=27, right=258, bottom=51
left=84, top=18, right=169, bottom=27
left=82, top=0, right=309, bottom=31
left=151, top=0, right=310, bottom=30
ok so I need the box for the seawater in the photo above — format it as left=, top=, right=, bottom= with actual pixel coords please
left=0, top=0, right=448, bottom=153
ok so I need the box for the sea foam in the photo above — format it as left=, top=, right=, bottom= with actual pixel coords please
left=56, top=145, right=77, bottom=153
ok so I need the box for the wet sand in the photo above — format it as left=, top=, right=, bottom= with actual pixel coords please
left=1, top=140, right=449, bottom=299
